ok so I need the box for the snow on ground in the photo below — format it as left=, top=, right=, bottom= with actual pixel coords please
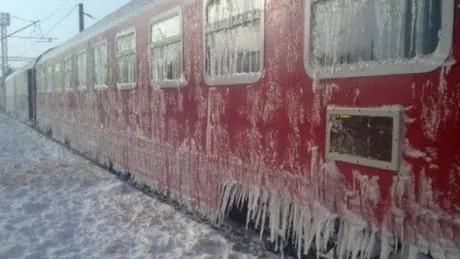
left=0, top=114, right=265, bottom=259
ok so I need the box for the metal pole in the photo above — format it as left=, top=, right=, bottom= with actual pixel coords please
left=0, top=25, right=6, bottom=111
left=1, top=26, right=7, bottom=78
left=78, top=3, right=84, bottom=32
left=0, top=12, right=10, bottom=111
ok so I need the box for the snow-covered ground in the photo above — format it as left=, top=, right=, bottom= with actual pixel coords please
left=0, top=114, right=269, bottom=259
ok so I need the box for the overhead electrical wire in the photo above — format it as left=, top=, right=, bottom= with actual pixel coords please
left=10, top=15, right=34, bottom=23
left=13, top=0, right=72, bottom=37
left=17, top=0, right=75, bottom=56
left=19, top=42, right=38, bottom=57
left=19, top=2, right=79, bottom=56
left=45, top=4, right=79, bottom=35
left=41, top=0, right=74, bottom=24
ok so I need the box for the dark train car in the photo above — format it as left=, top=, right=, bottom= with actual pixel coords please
left=11, top=0, right=460, bottom=258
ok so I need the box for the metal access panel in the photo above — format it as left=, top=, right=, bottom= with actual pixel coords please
left=325, top=106, right=403, bottom=172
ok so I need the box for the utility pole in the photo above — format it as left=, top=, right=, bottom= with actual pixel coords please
left=78, top=3, right=94, bottom=33
left=78, top=3, right=84, bottom=32
left=0, top=12, right=10, bottom=111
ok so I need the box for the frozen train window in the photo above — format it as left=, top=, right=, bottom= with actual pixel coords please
left=44, top=67, right=48, bottom=93
left=64, top=56, right=72, bottom=91
left=54, top=62, right=62, bottom=93
left=150, top=8, right=183, bottom=87
left=41, top=66, right=48, bottom=93
left=305, top=0, right=454, bottom=78
left=37, top=68, right=43, bottom=92
left=47, top=65, right=52, bottom=93
left=204, top=0, right=265, bottom=85
left=116, top=28, right=137, bottom=89
left=76, top=51, right=87, bottom=91
left=41, top=67, right=46, bottom=93
left=93, top=41, right=108, bottom=89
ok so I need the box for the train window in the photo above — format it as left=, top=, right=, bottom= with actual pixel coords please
left=47, top=65, right=52, bottom=93
left=93, top=41, right=108, bottom=89
left=53, top=62, right=62, bottom=93
left=64, top=56, right=72, bottom=91
left=41, top=68, right=45, bottom=93
left=204, top=0, right=265, bottom=85
left=305, top=0, right=454, bottom=78
left=116, top=27, right=137, bottom=89
left=149, top=8, right=183, bottom=87
left=76, top=51, right=87, bottom=91
left=43, top=67, right=48, bottom=92
left=36, top=68, right=43, bottom=92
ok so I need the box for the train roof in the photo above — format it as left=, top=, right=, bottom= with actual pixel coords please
left=4, top=60, right=35, bottom=83
left=37, top=0, right=161, bottom=64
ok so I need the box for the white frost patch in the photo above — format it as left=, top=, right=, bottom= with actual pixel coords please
left=404, top=115, right=416, bottom=124
left=420, top=67, right=451, bottom=141
left=337, top=212, right=378, bottom=259
left=404, top=139, right=427, bottom=159
left=0, top=115, right=255, bottom=259
left=442, top=56, right=456, bottom=74
left=310, top=72, right=339, bottom=128
left=353, top=88, right=360, bottom=105
left=352, top=170, right=381, bottom=206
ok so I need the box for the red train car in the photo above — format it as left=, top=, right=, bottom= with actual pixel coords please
left=9, top=0, right=460, bottom=258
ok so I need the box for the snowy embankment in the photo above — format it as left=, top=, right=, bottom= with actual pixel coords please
left=0, top=115, right=267, bottom=259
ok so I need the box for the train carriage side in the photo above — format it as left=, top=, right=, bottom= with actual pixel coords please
left=4, top=73, right=16, bottom=117
left=30, top=0, right=460, bottom=258
left=4, top=61, right=35, bottom=124
left=186, top=0, right=460, bottom=257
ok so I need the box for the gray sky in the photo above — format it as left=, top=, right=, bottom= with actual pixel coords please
left=2, top=0, right=131, bottom=68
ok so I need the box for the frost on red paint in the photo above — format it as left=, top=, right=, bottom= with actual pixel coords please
left=3, top=0, right=460, bottom=258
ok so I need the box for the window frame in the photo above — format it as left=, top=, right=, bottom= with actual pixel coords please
left=76, top=50, right=88, bottom=92
left=115, top=27, right=137, bottom=90
left=37, top=67, right=43, bottom=93
left=304, top=0, right=455, bottom=79
left=53, top=61, right=62, bottom=93
left=202, top=0, right=266, bottom=86
left=63, top=55, right=73, bottom=91
left=42, top=67, right=47, bottom=93
left=47, top=65, right=53, bottom=93
left=149, top=6, right=184, bottom=88
left=93, top=40, right=109, bottom=90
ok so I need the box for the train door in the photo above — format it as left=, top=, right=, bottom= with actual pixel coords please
left=27, top=69, right=35, bottom=123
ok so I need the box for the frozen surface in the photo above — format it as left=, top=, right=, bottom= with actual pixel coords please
left=0, top=114, right=257, bottom=259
